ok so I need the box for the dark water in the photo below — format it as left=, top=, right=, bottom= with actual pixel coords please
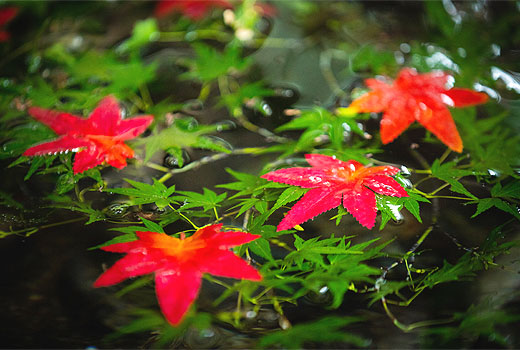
left=1, top=1, right=520, bottom=348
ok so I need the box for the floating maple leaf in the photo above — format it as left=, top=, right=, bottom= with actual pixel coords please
left=262, top=154, right=408, bottom=230
left=349, top=68, right=488, bottom=152
left=24, top=96, right=153, bottom=174
left=155, top=0, right=232, bottom=20
left=94, top=224, right=262, bottom=326
left=0, top=6, right=18, bottom=42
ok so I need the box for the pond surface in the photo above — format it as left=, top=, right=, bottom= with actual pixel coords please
left=1, top=1, right=519, bottom=349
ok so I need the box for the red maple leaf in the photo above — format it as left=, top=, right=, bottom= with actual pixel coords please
left=261, top=154, right=408, bottom=230
left=155, top=0, right=232, bottom=20
left=0, top=6, right=18, bottom=42
left=94, top=224, right=262, bottom=326
left=349, top=68, right=488, bottom=152
left=23, top=96, right=153, bottom=174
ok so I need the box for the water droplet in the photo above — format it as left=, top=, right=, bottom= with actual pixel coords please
left=1, top=79, right=12, bottom=87
left=319, top=286, right=329, bottom=294
left=279, top=316, right=291, bottom=330
left=304, top=287, right=333, bottom=306
left=487, top=169, right=500, bottom=177
left=184, top=99, right=204, bottom=112
left=491, top=44, right=501, bottom=57
left=491, top=66, right=520, bottom=94
left=215, top=120, right=236, bottom=131
left=163, top=150, right=190, bottom=169
left=271, top=86, right=300, bottom=106
left=261, top=102, right=272, bottom=116
left=206, top=135, right=234, bottom=152
left=401, top=178, right=413, bottom=189
left=103, top=203, right=130, bottom=218
left=309, top=175, right=322, bottom=183
left=27, top=55, right=41, bottom=74
left=184, top=31, right=198, bottom=41
left=183, top=326, right=221, bottom=349
left=279, top=89, right=294, bottom=98
left=256, top=16, right=272, bottom=34
left=400, top=165, right=411, bottom=178
left=177, top=116, right=198, bottom=130
left=394, top=51, right=405, bottom=65
left=246, top=310, right=257, bottom=319
left=69, top=35, right=84, bottom=51
left=400, top=43, right=411, bottom=53
left=425, top=52, right=460, bottom=73
left=391, top=216, right=405, bottom=226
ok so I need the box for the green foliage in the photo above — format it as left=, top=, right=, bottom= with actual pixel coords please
left=430, top=159, right=477, bottom=199
left=183, top=43, right=252, bottom=83
left=276, top=107, right=367, bottom=153
left=141, top=117, right=232, bottom=162
left=258, top=316, right=370, bottom=348
left=350, top=45, right=398, bottom=74
left=456, top=108, right=520, bottom=176
left=44, top=46, right=157, bottom=101
left=104, top=179, right=176, bottom=209
left=47, top=194, right=105, bottom=224
left=219, top=81, right=273, bottom=116
left=0, top=121, right=55, bottom=160
left=421, top=295, right=520, bottom=347
left=2, top=1, right=520, bottom=348
left=174, top=188, right=227, bottom=213
left=117, top=18, right=160, bottom=53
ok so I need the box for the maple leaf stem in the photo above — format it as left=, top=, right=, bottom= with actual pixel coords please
left=269, top=238, right=294, bottom=251
left=438, top=149, right=452, bottom=164
left=404, top=225, right=434, bottom=260
left=159, top=30, right=297, bottom=49
left=412, top=176, right=434, bottom=190
left=253, top=287, right=273, bottom=302
left=242, top=208, right=251, bottom=230
left=209, top=209, right=240, bottom=225
left=440, top=229, right=477, bottom=253
left=128, top=93, right=146, bottom=111
left=411, top=169, right=432, bottom=175
left=139, top=84, right=153, bottom=109
left=234, top=291, right=242, bottom=327
left=145, top=162, right=170, bottom=173
left=168, top=203, right=199, bottom=229
left=319, top=50, right=348, bottom=99
left=213, top=207, right=220, bottom=220
left=409, top=149, right=431, bottom=171
left=386, top=289, right=424, bottom=307
left=0, top=217, right=86, bottom=239
left=203, top=275, right=232, bottom=290
left=161, top=29, right=232, bottom=43
left=234, top=113, right=290, bottom=142
left=380, top=297, right=455, bottom=332
left=428, top=195, right=476, bottom=201
left=428, top=182, right=452, bottom=196
left=74, top=184, right=85, bottom=203
left=378, top=222, right=453, bottom=331
left=218, top=75, right=290, bottom=143
left=377, top=225, right=435, bottom=311
left=152, top=148, right=267, bottom=183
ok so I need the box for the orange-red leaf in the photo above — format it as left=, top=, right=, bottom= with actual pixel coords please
left=155, top=0, right=231, bottom=19
left=94, top=224, right=262, bottom=326
left=0, top=6, right=18, bottom=42
left=350, top=68, right=488, bottom=152
left=24, top=96, right=154, bottom=174
left=261, top=154, right=408, bottom=230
